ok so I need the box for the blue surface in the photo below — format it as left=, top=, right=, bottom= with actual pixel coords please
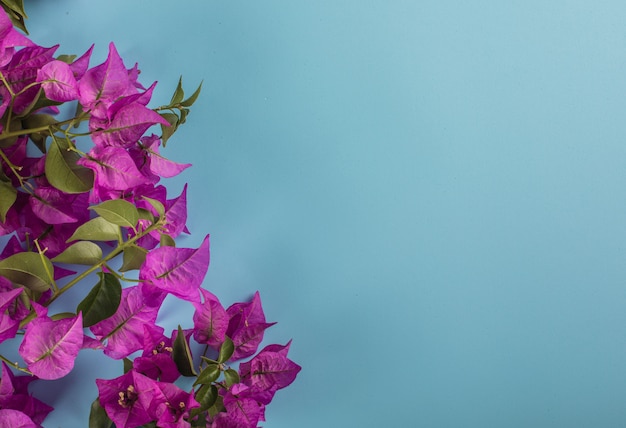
left=13, top=1, right=626, bottom=426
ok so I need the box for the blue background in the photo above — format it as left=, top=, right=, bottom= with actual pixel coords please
left=17, top=0, right=626, bottom=426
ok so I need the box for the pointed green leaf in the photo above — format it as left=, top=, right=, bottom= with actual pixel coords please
left=0, top=251, right=53, bottom=292
left=46, top=137, right=94, bottom=193
left=67, top=217, right=120, bottom=242
left=181, top=81, right=203, bottom=107
left=217, top=336, right=234, bottom=363
left=160, top=233, right=175, bottom=248
left=89, top=397, right=113, bottom=428
left=137, top=208, right=155, bottom=223
left=207, top=395, right=224, bottom=417
left=142, top=196, right=165, bottom=218
left=50, top=312, right=77, bottom=320
left=119, top=245, right=148, bottom=272
left=194, top=384, right=218, bottom=413
left=77, top=272, right=122, bottom=328
left=160, top=112, right=179, bottom=146
left=0, top=180, right=17, bottom=223
left=52, top=241, right=102, bottom=265
left=123, top=358, right=133, bottom=374
left=224, top=368, right=240, bottom=387
left=90, top=199, right=139, bottom=229
left=193, top=363, right=220, bottom=387
left=173, top=325, right=196, bottom=376
left=170, top=76, right=185, bottom=105
left=56, top=54, right=77, bottom=64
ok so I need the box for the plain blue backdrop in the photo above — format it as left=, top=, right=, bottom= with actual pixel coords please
left=10, top=0, right=626, bottom=426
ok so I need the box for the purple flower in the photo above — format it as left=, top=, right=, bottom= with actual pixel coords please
left=0, top=362, right=53, bottom=425
left=0, top=409, right=38, bottom=428
left=133, top=325, right=180, bottom=382
left=239, top=342, right=301, bottom=393
left=192, top=288, right=228, bottom=349
left=139, top=234, right=210, bottom=303
left=18, top=304, right=84, bottom=380
left=90, top=286, right=162, bottom=359
left=226, top=292, right=276, bottom=361
left=96, top=370, right=160, bottom=428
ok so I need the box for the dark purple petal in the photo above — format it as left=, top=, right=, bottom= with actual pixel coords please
left=96, top=370, right=157, bottom=428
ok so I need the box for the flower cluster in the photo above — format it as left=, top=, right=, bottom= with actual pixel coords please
left=0, top=4, right=299, bottom=427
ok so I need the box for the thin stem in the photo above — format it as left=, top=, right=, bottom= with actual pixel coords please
left=0, top=354, right=32, bottom=375
left=44, top=221, right=164, bottom=306
left=34, top=240, right=58, bottom=293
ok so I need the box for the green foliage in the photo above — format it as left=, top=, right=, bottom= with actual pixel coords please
left=52, top=241, right=103, bottom=265
left=77, top=272, right=122, bottom=327
left=0, top=251, right=53, bottom=292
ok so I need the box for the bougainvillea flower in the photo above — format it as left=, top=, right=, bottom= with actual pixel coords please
left=29, top=187, right=85, bottom=224
left=0, top=287, right=23, bottom=344
left=90, top=101, right=170, bottom=148
left=218, top=385, right=264, bottom=428
left=238, top=343, right=301, bottom=392
left=78, top=42, right=137, bottom=109
left=192, top=288, right=228, bottom=349
left=18, top=304, right=83, bottom=380
left=37, top=59, right=79, bottom=102
left=226, top=292, right=276, bottom=361
left=0, top=7, right=33, bottom=67
left=139, top=234, right=210, bottom=303
left=0, top=364, right=53, bottom=425
left=79, top=145, right=150, bottom=191
left=69, top=44, right=94, bottom=79
left=90, top=286, right=163, bottom=359
left=0, top=409, right=38, bottom=428
left=96, top=370, right=160, bottom=428
left=146, top=381, right=199, bottom=428
left=133, top=325, right=180, bottom=382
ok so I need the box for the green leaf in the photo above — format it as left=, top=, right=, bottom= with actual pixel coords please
left=90, top=199, right=139, bottom=229
left=123, top=358, right=133, bottom=374
left=67, top=217, right=120, bottom=242
left=193, top=384, right=218, bottom=413
left=89, top=397, right=113, bottom=428
left=207, top=395, right=224, bottom=417
left=0, top=251, right=53, bottom=292
left=52, top=241, right=102, bottom=265
left=142, top=196, right=165, bottom=218
left=46, top=136, right=94, bottom=193
left=160, top=233, right=176, bottom=247
left=77, top=272, right=122, bottom=328
left=170, top=76, right=185, bottom=105
left=0, top=0, right=28, bottom=34
left=193, top=363, right=220, bottom=387
left=224, top=368, right=240, bottom=387
left=50, top=312, right=77, bottom=320
left=217, top=336, right=234, bottom=363
left=22, top=113, right=57, bottom=130
left=181, top=81, right=203, bottom=107
left=56, top=54, right=77, bottom=64
left=173, top=325, right=197, bottom=376
left=137, top=208, right=155, bottom=222
left=160, top=112, right=179, bottom=146
left=119, top=245, right=148, bottom=272
left=0, top=180, right=17, bottom=223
